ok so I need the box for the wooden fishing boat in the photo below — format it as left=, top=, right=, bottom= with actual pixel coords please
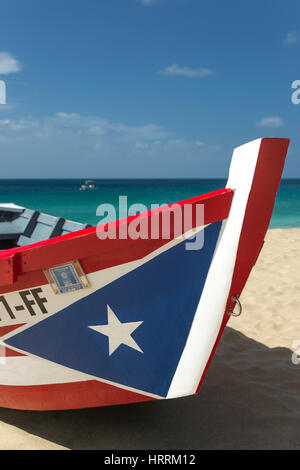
left=0, top=137, right=289, bottom=410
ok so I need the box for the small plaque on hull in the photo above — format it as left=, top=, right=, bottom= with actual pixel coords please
left=44, top=260, right=89, bottom=294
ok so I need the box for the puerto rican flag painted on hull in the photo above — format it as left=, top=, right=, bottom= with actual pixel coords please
left=0, top=138, right=290, bottom=410
left=2, top=223, right=221, bottom=399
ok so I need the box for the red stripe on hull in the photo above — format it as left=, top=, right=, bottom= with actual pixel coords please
left=0, top=347, right=25, bottom=357
left=0, top=324, right=26, bottom=337
left=0, top=324, right=27, bottom=356
left=0, top=380, right=154, bottom=411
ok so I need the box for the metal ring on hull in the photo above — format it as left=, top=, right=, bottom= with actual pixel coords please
left=228, top=295, right=242, bottom=317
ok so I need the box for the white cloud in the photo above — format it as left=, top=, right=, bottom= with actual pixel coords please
left=0, top=113, right=169, bottom=144
left=50, top=113, right=168, bottom=141
left=56, top=112, right=80, bottom=120
left=284, top=31, right=299, bottom=45
left=158, top=64, right=213, bottom=78
left=0, top=51, right=21, bottom=74
left=0, top=119, right=10, bottom=126
left=257, top=116, right=284, bottom=128
left=0, top=112, right=221, bottom=177
left=135, top=142, right=149, bottom=149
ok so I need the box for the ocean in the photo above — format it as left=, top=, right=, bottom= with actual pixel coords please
left=0, top=179, right=299, bottom=229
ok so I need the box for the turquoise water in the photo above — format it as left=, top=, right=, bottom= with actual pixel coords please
left=0, top=179, right=299, bottom=229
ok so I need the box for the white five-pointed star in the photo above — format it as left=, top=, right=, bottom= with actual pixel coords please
left=88, top=305, right=144, bottom=356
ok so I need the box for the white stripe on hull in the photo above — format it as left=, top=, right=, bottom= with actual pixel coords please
left=167, top=139, right=262, bottom=398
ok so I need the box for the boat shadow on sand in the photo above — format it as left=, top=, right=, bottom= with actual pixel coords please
left=0, top=326, right=299, bottom=450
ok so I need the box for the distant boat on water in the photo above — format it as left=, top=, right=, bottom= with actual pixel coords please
left=79, top=180, right=97, bottom=191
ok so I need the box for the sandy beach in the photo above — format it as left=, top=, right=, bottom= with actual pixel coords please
left=0, top=228, right=299, bottom=450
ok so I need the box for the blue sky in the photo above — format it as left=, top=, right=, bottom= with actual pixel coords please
left=0, top=0, right=299, bottom=178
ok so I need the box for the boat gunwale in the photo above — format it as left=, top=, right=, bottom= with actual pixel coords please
left=0, top=188, right=234, bottom=289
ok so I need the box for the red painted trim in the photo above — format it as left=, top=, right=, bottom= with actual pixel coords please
left=0, top=323, right=26, bottom=337
left=0, top=380, right=154, bottom=411
left=196, top=138, right=290, bottom=393
left=0, top=347, right=25, bottom=357
left=0, top=189, right=233, bottom=293
left=0, top=324, right=27, bottom=357
left=0, top=254, right=17, bottom=286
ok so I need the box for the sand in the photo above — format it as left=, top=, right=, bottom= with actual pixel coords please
left=0, top=228, right=299, bottom=450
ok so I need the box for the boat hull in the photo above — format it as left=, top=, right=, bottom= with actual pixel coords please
left=0, top=138, right=289, bottom=410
